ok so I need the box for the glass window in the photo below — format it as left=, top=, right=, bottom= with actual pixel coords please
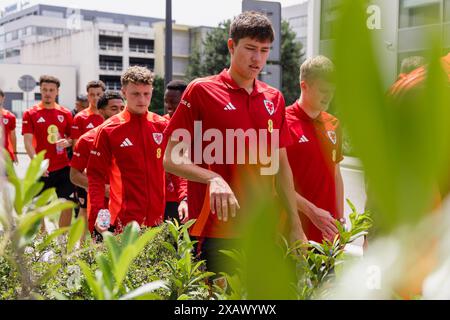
left=289, top=16, right=308, bottom=29
left=5, top=48, right=20, bottom=58
left=320, top=0, right=341, bottom=40
left=399, top=0, right=441, bottom=28
left=445, top=0, right=450, bottom=21
left=96, top=17, right=114, bottom=24
left=42, top=10, right=64, bottom=19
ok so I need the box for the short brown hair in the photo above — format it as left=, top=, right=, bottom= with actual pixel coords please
left=230, top=11, right=274, bottom=44
left=121, top=66, right=154, bottom=87
left=0, top=89, right=4, bottom=97
left=86, top=80, right=106, bottom=92
left=300, top=55, right=335, bottom=83
left=400, top=56, right=426, bottom=74
left=39, top=75, right=61, bottom=88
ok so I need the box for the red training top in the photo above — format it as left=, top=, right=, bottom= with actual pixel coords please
left=87, top=109, right=168, bottom=233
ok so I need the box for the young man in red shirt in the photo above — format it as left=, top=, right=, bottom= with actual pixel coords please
left=0, top=89, right=18, bottom=163
left=163, top=80, right=188, bottom=222
left=87, top=66, right=185, bottom=234
left=70, top=91, right=124, bottom=231
left=285, top=56, right=344, bottom=243
left=163, top=11, right=306, bottom=273
left=71, top=80, right=106, bottom=223
left=71, top=80, right=106, bottom=146
left=72, top=94, right=89, bottom=118
left=22, top=75, right=74, bottom=227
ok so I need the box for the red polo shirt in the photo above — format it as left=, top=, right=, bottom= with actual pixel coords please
left=1, top=109, right=16, bottom=161
left=285, top=101, right=343, bottom=242
left=71, top=108, right=104, bottom=140
left=22, top=103, right=72, bottom=172
left=164, top=69, right=292, bottom=239
left=87, top=109, right=168, bottom=233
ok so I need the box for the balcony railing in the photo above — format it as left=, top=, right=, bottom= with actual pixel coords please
left=129, top=44, right=154, bottom=54
left=99, top=63, right=123, bottom=71
left=99, top=42, right=123, bottom=51
left=105, top=83, right=122, bottom=91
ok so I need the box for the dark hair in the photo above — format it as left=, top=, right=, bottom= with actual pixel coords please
left=39, top=75, right=61, bottom=88
left=86, top=80, right=106, bottom=92
left=0, top=89, right=4, bottom=97
left=166, top=80, right=188, bottom=93
left=230, top=11, right=274, bottom=44
left=97, top=91, right=123, bottom=109
left=76, top=94, right=88, bottom=102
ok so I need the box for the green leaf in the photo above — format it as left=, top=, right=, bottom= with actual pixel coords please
left=97, top=255, right=115, bottom=292
left=24, top=151, right=48, bottom=189
left=37, top=227, right=70, bottom=251
left=35, top=188, right=57, bottom=207
left=103, top=233, right=121, bottom=265
left=67, top=218, right=86, bottom=253
left=119, top=281, right=168, bottom=300
left=23, top=182, right=45, bottom=208
left=112, top=227, right=161, bottom=293
left=183, top=219, right=196, bottom=231
left=18, top=201, right=74, bottom=237
left=78, top=260, right=103, bottom=300
left=162, top=242, right=177, bottom=255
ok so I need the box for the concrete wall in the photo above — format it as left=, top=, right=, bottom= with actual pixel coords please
left=153, top=21, right=191, bottom=79
left=0, top=63, right=76, bottom=116
left=21, top=28, right=97, bottom=95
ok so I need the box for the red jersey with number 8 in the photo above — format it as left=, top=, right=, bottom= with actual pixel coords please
left=22, top=103, right=72, bottom=172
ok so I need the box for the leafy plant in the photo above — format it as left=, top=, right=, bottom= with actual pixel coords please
left=0, top=151, right=77, bottom=299
left=163, top=219, right=214, bottom=300
left=289, top=200, right=372, bottom=300
left=77, top=222, right=167, bottom=300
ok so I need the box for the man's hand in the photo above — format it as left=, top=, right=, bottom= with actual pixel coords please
left=290, top=215, right=308, bottom=244
left=208, top=176, right=240, bottom=222
left=178, top=199, right=189, bottom=223
left=104, top=184, right=110, bottom=198
left=94, top=219, right=109, bottom=234
left=307, top=207, right=339, bottom=241
left=56, top=138, right=72, bottom=149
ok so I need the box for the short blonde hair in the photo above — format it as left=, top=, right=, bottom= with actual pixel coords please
left=121, top=66, right=154, bottom=86
left=300, top=55, right=335, bottom=83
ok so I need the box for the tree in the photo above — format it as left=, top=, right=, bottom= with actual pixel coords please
left=185, top=19, right=304, bottom=105
left=280, top=20, right=304, bottom=105
left=185, top=20, right=231, bottom=82
left=150, top=75, right=165, bottom=115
